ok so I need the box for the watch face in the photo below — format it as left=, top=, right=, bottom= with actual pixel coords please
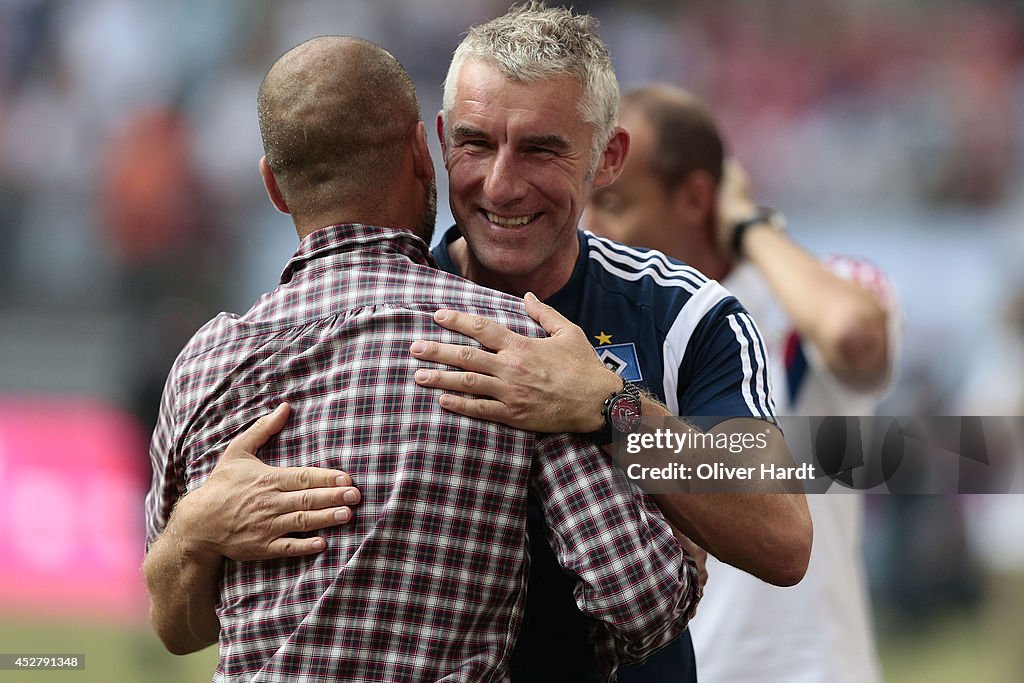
left=609, top=394, right=642, bottom=434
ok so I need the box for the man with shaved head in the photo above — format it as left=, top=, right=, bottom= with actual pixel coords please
left=255, top=36, right=435, bottom=242
left=143, top=36, right=698, bottom=682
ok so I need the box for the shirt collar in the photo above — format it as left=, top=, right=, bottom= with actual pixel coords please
left=432, top=224, right=588, bottom=308
left=280, top=223, right=436, bottom=284
left=431, top=224, right=462, bottom=276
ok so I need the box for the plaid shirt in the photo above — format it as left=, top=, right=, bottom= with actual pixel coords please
left=146, top=224, right=699, bottom=682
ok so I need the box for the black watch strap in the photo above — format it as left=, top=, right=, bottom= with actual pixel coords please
left=589, top=379, right=643, bottom=445
left=730, top=208, right=786, bottom=257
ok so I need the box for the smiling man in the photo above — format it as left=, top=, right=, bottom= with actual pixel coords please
left=437, top=57, right=619, bottom=299
left=411, top=4, right=811, bottom=682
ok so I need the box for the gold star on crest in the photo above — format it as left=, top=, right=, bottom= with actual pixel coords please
left=594, top=331, right=613, bottom=345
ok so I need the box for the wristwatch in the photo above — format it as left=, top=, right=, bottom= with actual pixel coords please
left=590, top=379, right=643, bottom=445
left=730, top=208, right=787, bottom=257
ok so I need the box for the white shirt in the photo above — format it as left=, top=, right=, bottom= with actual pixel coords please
left=689, top=257, right=898, bottom=683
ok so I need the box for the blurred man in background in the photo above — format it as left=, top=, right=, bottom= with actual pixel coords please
left=585, top=84, right=899, bottom=683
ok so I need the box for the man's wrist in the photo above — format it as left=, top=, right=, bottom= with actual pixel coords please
left=588, top=377, right=643, bottom=445
left=730, top=208, right=787, bottom=258
left=167, top=491, right=223, bottom=566
left=582, top=370, right=626, bottom=433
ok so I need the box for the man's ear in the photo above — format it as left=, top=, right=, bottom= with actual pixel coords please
left=591, top=126, right=630, bottom=189
left=671, top=169, right=716, bottom=224
left=259, top=156, right=290, bottom=215
left=411, top=121, right=435, bottom=183
left=436, top=111, right=447, bottom=159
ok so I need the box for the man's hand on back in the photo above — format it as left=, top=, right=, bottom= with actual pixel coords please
left=145, top=403, right=363, bottom=654
left=410, top=292, right=620, bottom=433
left=175, top=402, right=362, bottom=562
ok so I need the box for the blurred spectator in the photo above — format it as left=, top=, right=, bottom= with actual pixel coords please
left=101, top=106, right=202, bottom=275
left=98, top=103, right=227, bottom=431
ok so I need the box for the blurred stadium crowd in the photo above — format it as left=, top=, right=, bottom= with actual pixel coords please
left=1, top=1, right=1022, bottom=680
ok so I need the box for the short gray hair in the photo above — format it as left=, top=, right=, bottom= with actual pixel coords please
left=441, top=2, right=619, bottom=173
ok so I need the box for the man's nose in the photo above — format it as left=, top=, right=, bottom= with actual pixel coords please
left=482, top=149, right=528, bottom=206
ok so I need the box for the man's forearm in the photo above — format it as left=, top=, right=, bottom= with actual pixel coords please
left=651, top=491, right=810, bottom=587
left=613, top=401, right=812, bottom=586
left=742, top=227, right=890, bottom=390
left=718, top=162, right=890, bottom=391
left=532, top=433, right=701, bottom=664
left=143, top=496, right=222, bottom=655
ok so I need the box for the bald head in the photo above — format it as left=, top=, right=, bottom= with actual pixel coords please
left=257, top=36, right=421, bottom=218
left=621, top=85, right=724, bottom=190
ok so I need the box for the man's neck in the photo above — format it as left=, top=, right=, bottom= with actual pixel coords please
left=293, top=204, right=414, bottom=243
left=448, top=236, right=577, bottom=301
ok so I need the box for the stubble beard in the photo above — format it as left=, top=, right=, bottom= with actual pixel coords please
left=413, top=178, right=438, bottom=245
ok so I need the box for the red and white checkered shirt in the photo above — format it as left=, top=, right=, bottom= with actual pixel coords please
left=146, top=224, right=699, bottom=682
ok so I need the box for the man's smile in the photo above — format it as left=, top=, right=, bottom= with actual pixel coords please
left=483, top=210, right=541, bottom=227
